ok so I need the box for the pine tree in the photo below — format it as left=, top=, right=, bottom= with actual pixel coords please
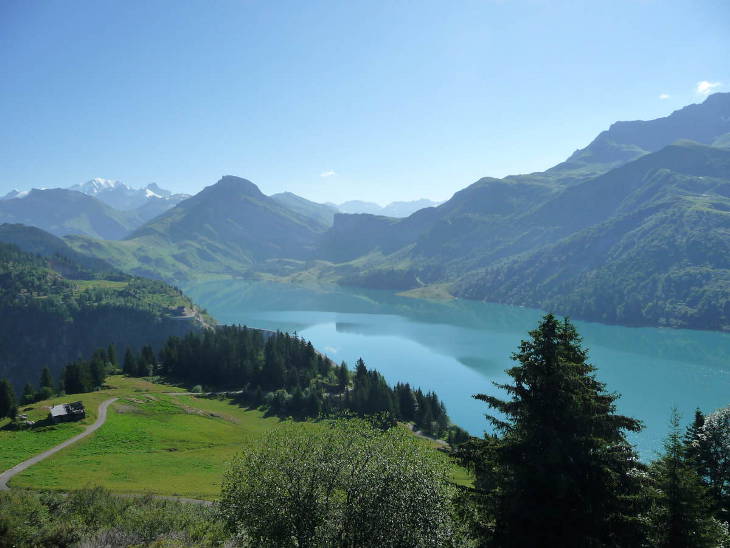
left=141, top=345, right=156, bottom=374
left=22, top=382, right=36, bottom=405
left=0, top=378, right=17, bottom=418
left=337, top=362, right=349, bottom=389
left=123, top=347, right=136, bottom=376
left=89, top=355, right=106, bottom=388
left=647, top=410, right=722, bottom=547
left=64, top=362, right=92, bottom=394
left=466, top=314, right=645, bottom=547
left=107, top=344, right=118, bottom=368
left=39, top=367, right=53, bottom=389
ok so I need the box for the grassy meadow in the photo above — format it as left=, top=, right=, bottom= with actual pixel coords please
left=3, top=375, right=471, bottom=500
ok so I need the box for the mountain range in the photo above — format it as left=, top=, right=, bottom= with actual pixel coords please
left=4, top=92, right=730, bottom=330
left=0, top=179, right=190, bottom=239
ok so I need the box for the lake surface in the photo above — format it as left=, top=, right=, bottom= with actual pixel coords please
left=184, top=280, right=730, bottom=459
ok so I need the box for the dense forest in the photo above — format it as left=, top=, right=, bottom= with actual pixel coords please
left=130, top=326, right=466, bottom=441
left=0, top=237, right=210, bottom=393
left=1, top=324, right=467, bottom=442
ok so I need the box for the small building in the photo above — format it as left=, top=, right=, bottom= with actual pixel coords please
left=49, top=401, right=86, bottom=423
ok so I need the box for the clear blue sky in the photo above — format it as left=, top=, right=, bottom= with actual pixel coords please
left=1, top=0, right=728, bottom=204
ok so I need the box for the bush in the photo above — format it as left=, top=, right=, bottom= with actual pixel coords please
left=0, top=488, right=226, bottom=547
left=220, top=419, right=459, bottom=547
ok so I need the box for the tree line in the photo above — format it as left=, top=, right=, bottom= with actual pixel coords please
left=1, top=325, right=468, bottom=443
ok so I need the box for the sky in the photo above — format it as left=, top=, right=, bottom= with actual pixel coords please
left=1, top=0, right=729, bottom=205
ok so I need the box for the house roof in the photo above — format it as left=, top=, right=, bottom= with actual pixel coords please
left=50, top=404, right=68, bottom=417
left=49, top=401, right=85, bottom=417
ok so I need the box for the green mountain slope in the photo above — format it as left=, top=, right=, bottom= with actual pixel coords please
left=271, top=191, right=337, bottom=227
left=0, top=189, right=142, bottom=239
left=454, top=143, right=730, bottom=330
left=68, top=176, right=329, bottom=280
left=0, top=226, right=211, bottom=392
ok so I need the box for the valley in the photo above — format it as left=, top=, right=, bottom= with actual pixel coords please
left=1, top=92, right=720, bottom=331
left=183, top=279, right=730, bottom=459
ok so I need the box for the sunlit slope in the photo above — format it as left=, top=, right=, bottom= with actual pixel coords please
left=5, top=376, right=470, bottom=500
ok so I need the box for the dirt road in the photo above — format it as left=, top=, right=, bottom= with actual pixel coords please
left=0, top=397, right=118, bottom=490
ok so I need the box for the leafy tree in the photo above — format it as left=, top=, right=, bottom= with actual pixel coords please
left=220, top=419, right=456, bottom=547
left=647, top=410, right=727, bottom=547
left=464, top=314, right=645, bottom=547
left=0, top=379, right=17, bottom=418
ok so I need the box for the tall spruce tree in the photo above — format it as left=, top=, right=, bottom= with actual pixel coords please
left=647, top=410, right=723, bottom=547
left=123, top=347, right=136, bottom=376
left=107, top=344, right=118, bottom=368
left=466, top=314, right=645, bottom=547
left=22, top=383, right=36, bottom=405
left=0, top=378, right=17, bottom=418
left=39, top=367, right=53, bottom=389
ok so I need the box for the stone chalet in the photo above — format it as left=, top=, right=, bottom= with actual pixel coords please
left=49, top=401, right=86, bottom=423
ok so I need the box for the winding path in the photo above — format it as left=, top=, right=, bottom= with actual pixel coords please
left=0, top=397, right=118, bottom=490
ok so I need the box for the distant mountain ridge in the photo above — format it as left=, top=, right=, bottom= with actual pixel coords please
left=0, top=179, right=191, bottom=240
left=31, top=92, right=730, bottom=330
left=334, top=198, right=442, bottom=218
left=68, top=176, right=329, bottom=280
left=68, top=178, right=190, bottom=211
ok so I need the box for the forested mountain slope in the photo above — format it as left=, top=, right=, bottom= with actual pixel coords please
left=0, top=226, right=210, bottom=391
left=455, top=143, right=730, bottom=330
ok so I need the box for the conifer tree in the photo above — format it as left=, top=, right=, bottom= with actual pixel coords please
left=123, top=347, right=136, bottom=376
left=0, top=378, right=17, bottom=418
left=337, top=362, right=349, bottom=389
left=648, top=410, right=723, bottom=547
left=22, top=383, right=36, bottom=405
left=465, top=314, right=645, bottom=547
left=89, top=355, right=106, bottom=388
left=107, top=344, right=118, bottom=368
left=39, top=367, right=53, bottom=389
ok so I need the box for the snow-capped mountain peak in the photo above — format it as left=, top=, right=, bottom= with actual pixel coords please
left=1, top=189, right=31, bottom=200
left=70, top=178, right=130, bottom=195
left=65, top=178, right=187, bottom=210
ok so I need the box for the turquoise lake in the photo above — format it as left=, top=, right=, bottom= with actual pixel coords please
left=184, top=280, right=730, bottom=459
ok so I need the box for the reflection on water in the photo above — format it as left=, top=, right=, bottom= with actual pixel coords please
left=184, top=280, right=730, bottom=459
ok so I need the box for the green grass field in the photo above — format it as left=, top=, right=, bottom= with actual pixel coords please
left=0, top=376, right=182, bottom=471
left=4, top=375, right=471, bottom=499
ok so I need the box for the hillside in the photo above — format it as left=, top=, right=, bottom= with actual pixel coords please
left=0, top=227, right=211, bottom=391
left=455, top=144, right=730, bottom=330
left=67, top=176, right=330, bottom=280
left=271, top=191, right=337, bottom=227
